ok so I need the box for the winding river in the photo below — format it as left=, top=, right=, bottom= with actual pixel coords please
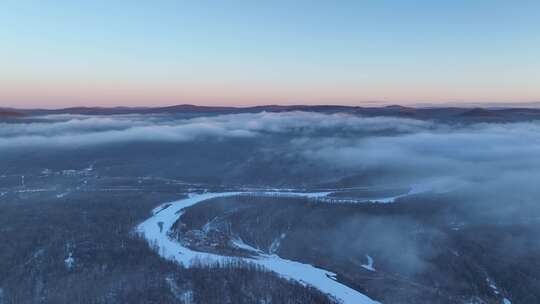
left=137, top=191, right=380, bottom=304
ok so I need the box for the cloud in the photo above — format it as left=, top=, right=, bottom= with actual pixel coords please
left=190, top=111, right=433, bottom=134
left=0, top=114, right=258, bottom=149
left=2, top=111, right=540, bottom=199
left=0, top=112, right=433, bottom=149
left=295, top=120, right=540, bottom=184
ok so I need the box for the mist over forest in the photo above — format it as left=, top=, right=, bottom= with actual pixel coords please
left=1, top=109, right=539, bottom=304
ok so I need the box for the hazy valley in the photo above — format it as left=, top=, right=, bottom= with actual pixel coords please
left=1, top=107, right=540, bottom=304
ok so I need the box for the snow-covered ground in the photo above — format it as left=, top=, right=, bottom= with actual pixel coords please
left=367, top=179, right=467, bottom=203
left=137, top=191, right=379, bottom=304
left=311, top=183, right=434, bottom=204
left=486, top=277, right=512, bottom=304
left=64, top=252, right=75, bottom=269
left=368, top=183, right=431, bottom=203
left=361, top=255, right=376, bottom=272
left=56, top=192, right=69, bottom=198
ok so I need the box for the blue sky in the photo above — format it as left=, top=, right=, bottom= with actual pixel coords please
left=1, top=0, right=539, bottom=108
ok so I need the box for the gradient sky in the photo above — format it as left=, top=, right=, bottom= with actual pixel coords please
left=1, top=0, right=539, bottom=108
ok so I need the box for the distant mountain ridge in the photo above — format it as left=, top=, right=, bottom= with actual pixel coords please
left=0, top=110, right=25, bottom=118
left=5, top=104, right=540, bottom=122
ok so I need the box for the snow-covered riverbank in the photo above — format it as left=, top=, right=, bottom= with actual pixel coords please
left=137, top=191, right=379, bottom=304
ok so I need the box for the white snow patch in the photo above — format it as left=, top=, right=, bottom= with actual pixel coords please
left=256, top=191, right=333, bottom=198
left=56, top=192, right=69, bottom=198
left=152, top=203, right=172, bottom=215
left=370, top=184, right=429, bottom=203
left=41, top=168, right=53, bottom=175
left=487, top=278, right=500, bottom=294
left=269, top=232, right=287, bottom=254
left=361, top=255, right=376, bottom=272
left=503, top=298, right=511, bottom=304
left=16, top=188, right=52, bottom=193
left=84, top=164, right=94, bottom=172
left=369, top=179, right=466, bottom=203
left=254, top=253, right=378, bottom=304
left=232, top=238, right=263, bottom=254
left=64, top=252, right=75, bottom=269
left=202, top=217, right=220, bottom=233
left=166, top=277, right=194, bottom=303
left=137, top=191, right=379, bottom=304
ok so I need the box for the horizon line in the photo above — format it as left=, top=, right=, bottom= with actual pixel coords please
left=4, top=101, right=540, bottom=111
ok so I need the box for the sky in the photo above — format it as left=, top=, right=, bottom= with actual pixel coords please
left=1, top=0, right=539, bottom=109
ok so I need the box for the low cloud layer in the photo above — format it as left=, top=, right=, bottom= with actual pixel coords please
left=2, top=111, right=540, bottom=201
left=0, top=112, right=432, bottom=149
left=297, top=121, right=540, bottom=184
